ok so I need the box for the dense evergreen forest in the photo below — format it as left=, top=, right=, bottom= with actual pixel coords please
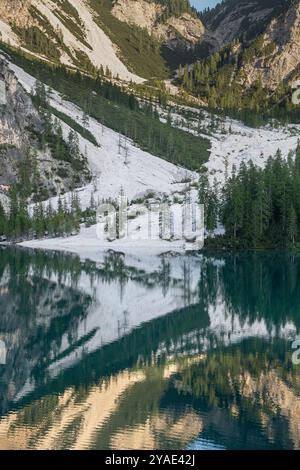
left=200, top=144, right=300, bottom=249
left=0, top=189, right=95, bottom=242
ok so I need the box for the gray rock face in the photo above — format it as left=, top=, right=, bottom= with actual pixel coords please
left=0, top=57, right=41, bottom=185
left=246, top=1, right=300, bottom=88
left=224, top=1, right=300, bottom=90
left=0, top=56, right=91, bottom=200
left=199, top=0, right=300, bottom=92
left=112, top=0, right=206, bottom=45
left=204, top=0, right=289, bottom=47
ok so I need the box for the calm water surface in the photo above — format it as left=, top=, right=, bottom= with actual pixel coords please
left=0, top=247, right=300, bottom=450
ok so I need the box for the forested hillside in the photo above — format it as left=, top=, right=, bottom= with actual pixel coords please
left=179, top=0, right=300, bottom=122
left=0, top=0, right=209, bottom=80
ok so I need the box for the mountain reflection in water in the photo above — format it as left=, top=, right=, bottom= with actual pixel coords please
left=0, top=247, right=300, bottom=450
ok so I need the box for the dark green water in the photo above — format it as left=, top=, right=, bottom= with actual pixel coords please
left=0, top=247, right=300, bottom=450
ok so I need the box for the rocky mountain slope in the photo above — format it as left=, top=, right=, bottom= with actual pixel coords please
left=240, top=0, right=300, bottom=89
left=208, top=0, right=300, bottom=90
left=178, top=0, right=300, bottom=111
left=0, top=0, right=210, bottom=80
left=201, top=0, right=291, bottom=47
left=1, top=0, right=300, bottom=222
left=0, top=0, right=299, bottom=93
left=111, top=0, right=206, bottom=47
left=0, top=54, right=90, bottom=201
left=0, top=0, right=143, bottom=81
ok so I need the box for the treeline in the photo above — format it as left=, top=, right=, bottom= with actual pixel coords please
left=0, top=190, right=96, bottom=241
left=201, top=145, right=300, bottom=248
left=157, top=0, right=194, bottom=19
left=0, top=78, right=91, bottom=240
left=13, top=26, right=62, bottom=61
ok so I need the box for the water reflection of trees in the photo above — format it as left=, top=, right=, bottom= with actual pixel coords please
left=91, top=339, right=300, bottom=450
left=0, top=248, right=92, bottom=415
left=2, top=248, right=300, bottom=332
left=1, top=247, right=300, bottom=428
left=4, top=339, right=298, bottom=450
left=198, top=252, right=300, bottom=331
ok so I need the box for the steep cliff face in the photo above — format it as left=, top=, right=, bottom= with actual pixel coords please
left=212, top=0, right=300, bottom=91
left=0, top=0, right=32, bottom=28
left=240, top=1, right=300, bottom=89
left=0, top=0, right=32, bottom=47
left=178, top=0, right=300, bottom=107
left=0, top=55, right=90, bottom=200
left=111, top=0, right=206, bottom=46
left=202, top=0, right=291, bottom=47
left=0, top=0, right=144, bottom=82
left=0, top=0, right=213, bottom=79
left=0, top=56, right=42, bottom=186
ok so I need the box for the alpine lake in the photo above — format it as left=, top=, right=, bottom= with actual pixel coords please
left=0, top=246, right=300, bottom=450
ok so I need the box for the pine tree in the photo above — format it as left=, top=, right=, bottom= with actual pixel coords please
left=71, top=192, right=81, bottom=232
left=34, top=202, right=45, bottom=238
left=46, top=200, right=54, bottom=236
left=0, top=202, right=7, bottom=236
left=8, top=187, right=19, bottom=239
left=82, top=111, right=90, bottom=128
